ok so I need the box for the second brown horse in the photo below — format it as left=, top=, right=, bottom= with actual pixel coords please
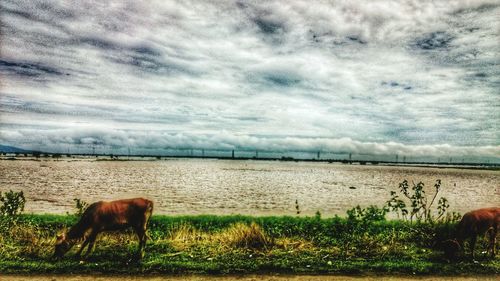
left=443, top=207, right=499, bottom=259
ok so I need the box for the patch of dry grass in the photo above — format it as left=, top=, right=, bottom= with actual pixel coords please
left=166, top=223, right=204, bottom=251
left=216, top=222, right=273, bottom=250
left=273, top=237, right=314, bottom=252
left=165, top=222, right=313, bottom=254
left=2, top=224, right=54, bottom=259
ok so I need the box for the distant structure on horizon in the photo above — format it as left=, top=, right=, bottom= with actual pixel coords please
left=0, top=144, right=498, bottom=166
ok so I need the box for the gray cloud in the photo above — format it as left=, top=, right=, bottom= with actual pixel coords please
left=0, top=59, right=65, bottom=77
left=415, top=32, right=454, bottom=50
left=0, top=0, right=499, bottom=161
left=1, top=128, right=498, bottom=159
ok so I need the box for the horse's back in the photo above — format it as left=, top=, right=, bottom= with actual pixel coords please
left=93, top=198, right=153, bottom=229
left=458, top=207, right=499, bottom=237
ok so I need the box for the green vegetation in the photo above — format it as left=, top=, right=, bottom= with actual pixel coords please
left=0, top=181, right=498, bottom=275
left=0, top=213, right=498, bottom=275
left=386, top=179, right=460, bottom=223
left=73, top=198, right=89, bottom=218
left=0, top=190, right=26, bottom=217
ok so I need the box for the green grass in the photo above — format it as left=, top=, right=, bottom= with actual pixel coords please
left=0, top=214, right=498, bottom=275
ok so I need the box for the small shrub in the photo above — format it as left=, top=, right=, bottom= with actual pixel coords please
left=386, top=191, right=408, bottom=220
left=347, top=205, right=387, bottom=223
left=0, top=190, right=26, bottom=217
left=315, top=211, right=321, bottom=220
left=386, top=179, right=451, bottom=223
left=295, top=199, right=300, bottom=215
left=442, top=211, right=462, bottom=224
left=73, top=198, right=89, bottom=217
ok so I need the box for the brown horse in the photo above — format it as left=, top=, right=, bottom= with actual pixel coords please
left=54, top=198, right=153, bottom=259
left=443, top=207, right=499, bottom=259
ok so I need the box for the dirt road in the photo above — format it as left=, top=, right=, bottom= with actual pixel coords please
left=1, top=275, right=498, bottom=281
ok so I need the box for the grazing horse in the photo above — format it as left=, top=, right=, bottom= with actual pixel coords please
left=54, top=198, right=153, bottom=259
left=443, top=207, right=499, bottom=259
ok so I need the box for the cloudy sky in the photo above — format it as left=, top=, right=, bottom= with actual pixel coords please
left=0, top=0, right=499, bottom=160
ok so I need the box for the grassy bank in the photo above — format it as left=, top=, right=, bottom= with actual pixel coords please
left=0, top=214, right=498, bottom=275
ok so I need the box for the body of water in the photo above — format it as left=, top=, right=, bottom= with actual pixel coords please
left=0, top=158, right=498, bottom=216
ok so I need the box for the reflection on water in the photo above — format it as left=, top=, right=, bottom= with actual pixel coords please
left=1, top=159, right=498, bottom=216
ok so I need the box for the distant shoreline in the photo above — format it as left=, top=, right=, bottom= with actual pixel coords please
left=1, top=154, right=499, bottom=171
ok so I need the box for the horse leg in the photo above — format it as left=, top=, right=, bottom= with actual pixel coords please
left=83, top=231, right=99, bottom=258
left=144, top=208, right=152, bottom=240
left=134, top=226, right=146, bottom=260
left=135, top=210, right=152, bottom=259
left=487, top=227, right=497, bottom=258
left=75, top=236, right=91, bottom=257
left=470, top=235, right=477, bottom=260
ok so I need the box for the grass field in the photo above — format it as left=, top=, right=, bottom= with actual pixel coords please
left=0, top=214, right=498, bottom=275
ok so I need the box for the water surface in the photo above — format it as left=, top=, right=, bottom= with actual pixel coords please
left=0, top=158, right=498, bottom=216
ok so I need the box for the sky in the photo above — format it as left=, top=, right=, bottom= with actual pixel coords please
left=0, top=0, right=499, bottom=161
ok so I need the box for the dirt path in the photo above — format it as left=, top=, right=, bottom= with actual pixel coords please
left=1, top=275, right=498, bottom=281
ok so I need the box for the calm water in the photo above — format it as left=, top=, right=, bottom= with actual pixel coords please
left=0, top=158, right=498, bottom=216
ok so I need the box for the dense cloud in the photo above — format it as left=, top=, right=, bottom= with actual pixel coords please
left=0, top=0, right=499, bottom=160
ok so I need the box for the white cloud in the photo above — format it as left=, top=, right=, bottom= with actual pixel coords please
left=0, top=0, right=499, bottom=160
left=1, top=128, right=499, bottom=159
